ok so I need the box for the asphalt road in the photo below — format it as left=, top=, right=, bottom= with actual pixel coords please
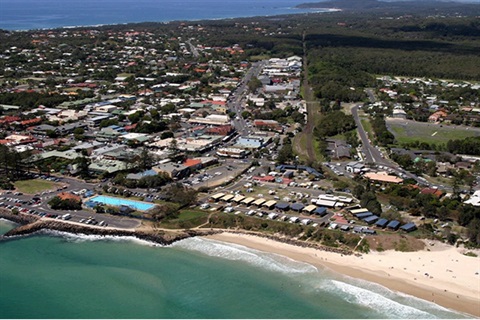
left=351, top=106, right=451, bottom=190
left=228, top=60, right=266, bottom=135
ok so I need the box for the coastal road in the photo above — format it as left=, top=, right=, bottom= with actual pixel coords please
left=352, top=106, right=441, bottom=188
left=352, top=105, right=384, bottom=165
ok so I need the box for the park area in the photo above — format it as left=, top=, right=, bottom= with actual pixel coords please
left=14, top=179, right=59, bottom=194
left=386, top=118, right=480, bottom=145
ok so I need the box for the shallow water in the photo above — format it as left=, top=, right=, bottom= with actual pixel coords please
left=0, top=220, right=468, bottom=319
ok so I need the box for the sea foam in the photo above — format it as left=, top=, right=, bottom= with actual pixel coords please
left=323, top=279, right=458, bottom=319
left=40, top=229, right=163, bottom=247
left=173, top=237, right=317, bottom=275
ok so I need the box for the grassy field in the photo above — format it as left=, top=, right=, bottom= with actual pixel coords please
left=14, top=179, right=59, bottom=194
left=160, top=209, right=209, bottom=229
left=387, top=119, right=480, bottom=145
left=293, top=132, right=309, bottom=162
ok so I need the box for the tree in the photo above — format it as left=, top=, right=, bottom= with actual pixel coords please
left=73, top=127, right=85, bottom=140
left=137, top=148, right=154, bottom=171
left=248, top=77, right=262, bottom=92
left=168, top=139, right=180, bottom=159
left=74, top=156, right=91, bottom=178
left=48, top=196, right=82, bottom=210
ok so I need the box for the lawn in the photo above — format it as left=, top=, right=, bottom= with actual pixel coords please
left=160, top=209, right=209, bottom=229
left=14, top=179, right=59, bottom=194
left=361, top=118, right=374, bottom=140
left=386, top=119, right=480, bottom=145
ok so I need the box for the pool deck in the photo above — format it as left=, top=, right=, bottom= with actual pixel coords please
left=86, top=195, right=156, bottom=211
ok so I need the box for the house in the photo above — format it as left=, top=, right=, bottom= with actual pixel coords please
left=428, top=110, right=448, bottom=123
left=387, top=220, right=401, bottom=230
left=392, top=108, right=407, bottom=119
left=345, top=161, right=365, bottom=174
left=375, top=218, right=389, bottom=228
left=420, top=188, right=444, bottom=198
left=400, top=222, right=417, bottom=232
left=290, top=203, right=305, bottom=212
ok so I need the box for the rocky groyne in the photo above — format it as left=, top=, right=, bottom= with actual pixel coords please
left=0, top=210, right=40, bottom=225
left=0, top=211, right=220, bottom=245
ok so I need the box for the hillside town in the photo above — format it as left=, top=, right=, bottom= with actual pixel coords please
left=1, top=23, right=480, bottom=248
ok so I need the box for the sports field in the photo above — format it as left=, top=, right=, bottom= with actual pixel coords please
left=14, top=179, right=59, bottom=194
left=386, top=119, right=480, bottom=145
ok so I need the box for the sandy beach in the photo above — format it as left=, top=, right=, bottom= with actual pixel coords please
left=205, top=232, right=480, bottom=317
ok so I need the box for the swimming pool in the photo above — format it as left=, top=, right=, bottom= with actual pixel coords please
left=88, top=195, right=156, bottom=211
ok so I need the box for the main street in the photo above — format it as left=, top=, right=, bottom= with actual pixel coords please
left=228, top=61, right=266, bottom=135
left=351, top=105, right=447, bottom=190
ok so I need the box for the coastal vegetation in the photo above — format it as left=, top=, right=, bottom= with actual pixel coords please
left=48, top=195, right=82, bottom=211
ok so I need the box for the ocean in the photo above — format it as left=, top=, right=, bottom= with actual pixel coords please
left=0, top=220, right=468, bottom=318
left=0, top=0, right=329, bottom=31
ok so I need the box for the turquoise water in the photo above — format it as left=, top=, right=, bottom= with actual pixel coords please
left=0, top=220, right=469, bottom=319
left=89, top=195, right=155, bottom=211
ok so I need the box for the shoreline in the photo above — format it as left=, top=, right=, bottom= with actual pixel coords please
left=0, top=8, right=339, bottom=32
left=204, top=232, right=480, bottom=318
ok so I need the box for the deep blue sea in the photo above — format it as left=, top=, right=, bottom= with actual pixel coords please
left=0, top=0, right=331, bottom=31
left=0, top=219, right=469, bottom=318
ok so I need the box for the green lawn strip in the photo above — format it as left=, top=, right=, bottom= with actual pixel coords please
left=160, top=209, right=210, bottom=228
left=14, top=179, right=59, bottom=194
left=312, top=138, right=326, bottom=162
left=293, top=132, right=309, bottom=162
left=360, top=118, right=374, bottom=140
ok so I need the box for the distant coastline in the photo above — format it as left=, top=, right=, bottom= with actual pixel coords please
left=0, top=0, right=335, bottom=31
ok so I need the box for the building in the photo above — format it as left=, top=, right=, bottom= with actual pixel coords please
left=235, top=137, right=266, bottom=150
left=392, top=109, right=407, bottom=119
left=253, top=120, right=282, bottom=132
left=188, top=114, right=230, bottom=126
left=363, top=172, right=403, bottom=184
left=400, top=222, right=417, bottom=232
left=57, top=192, right=81, bottom=202
left=216, top=148, right=249, bottom=158
left=154, top=163, right=190, bottom=179
left=428, top=110, right=448, bottom=123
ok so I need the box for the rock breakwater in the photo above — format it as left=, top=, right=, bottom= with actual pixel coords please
left=0, top=211, right=219, bottom=245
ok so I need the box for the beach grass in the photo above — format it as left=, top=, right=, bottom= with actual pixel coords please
left=14, top=179, right=58, bottom=194
left=160, top=209, right=209, bottom=229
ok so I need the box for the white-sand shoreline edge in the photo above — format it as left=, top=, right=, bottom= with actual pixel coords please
left=204, top=232, right=480, bottom=317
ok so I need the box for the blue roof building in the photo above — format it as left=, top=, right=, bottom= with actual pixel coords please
left=364, top=215, right=379, bottom=224
left=387, top=220, right=401, bottom=230
left=275, top=202, right=290, bottom=211
left=314, top=207, right=327, bottom=216
left=400, top=222, right=417, bottom=232
left=290, top=203, right=305, bottom=212
left=375, top=218, right=389, bottom=228
left=356, top=212, right=373, bottom=219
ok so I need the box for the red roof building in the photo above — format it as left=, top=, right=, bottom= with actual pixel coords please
left=420, top=188, right=444, bottom=198
left=57, top=192, right=81, bottom=202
